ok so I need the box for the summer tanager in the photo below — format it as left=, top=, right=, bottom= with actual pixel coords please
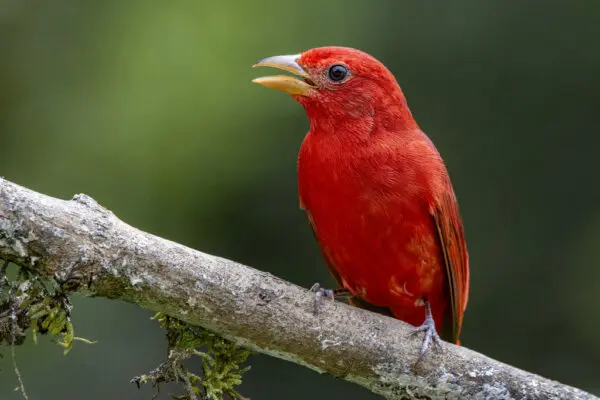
left=252, top=47, right=469, bottom=353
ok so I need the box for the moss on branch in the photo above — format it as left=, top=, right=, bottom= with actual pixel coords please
left=132, top=313, right=252, bottom=400
left=0, top=260, right=93, bottom=354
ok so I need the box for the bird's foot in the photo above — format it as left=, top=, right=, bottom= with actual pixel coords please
left=410, top=301, right=443, bottom=362
left=309, top=283, right=349, bottom=314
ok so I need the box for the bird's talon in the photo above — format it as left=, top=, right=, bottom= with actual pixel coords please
left=410, top=301, right=443, bottom=361
left=309, top=283, right=321, bottom=292
left=310, top=283, right=335, bottom=300
left=310, top=283, right=336, bottom=315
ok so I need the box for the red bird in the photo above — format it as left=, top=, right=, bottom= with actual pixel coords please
left=253, top=47, right=469, bottom=353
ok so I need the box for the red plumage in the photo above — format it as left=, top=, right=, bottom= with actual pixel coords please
left=255, top=46, right=469, bottom=344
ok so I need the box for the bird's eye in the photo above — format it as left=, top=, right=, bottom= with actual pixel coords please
left=327, top=64, right=348, bottom=82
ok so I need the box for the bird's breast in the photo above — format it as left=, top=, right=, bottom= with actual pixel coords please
left=297, top=133, right=446, bottom=322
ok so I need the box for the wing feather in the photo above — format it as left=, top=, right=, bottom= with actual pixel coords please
left=431, top=187, right=470, bottom=343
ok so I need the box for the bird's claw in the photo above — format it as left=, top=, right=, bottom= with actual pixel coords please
left=310, top=283, right=335, bottom=314
left=310, top=283, right=335, bottom=300
left=411, top=320, right=442, bottom=358
left=410, top=301, right=443, bottom=362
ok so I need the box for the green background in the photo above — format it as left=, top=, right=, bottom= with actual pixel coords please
left=1, top=1, right=599, bottom=399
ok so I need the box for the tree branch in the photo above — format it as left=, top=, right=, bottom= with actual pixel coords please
left=0, top=177, right=595, bottom=400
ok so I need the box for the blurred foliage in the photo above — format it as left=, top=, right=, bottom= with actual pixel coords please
left=0, top=0, right=599, bottom=399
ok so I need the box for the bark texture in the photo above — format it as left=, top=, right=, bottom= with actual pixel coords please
left=0, top=177, right=596, bottom=400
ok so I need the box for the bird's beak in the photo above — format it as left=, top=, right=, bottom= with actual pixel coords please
left=252, top=54, right=315, bottom=96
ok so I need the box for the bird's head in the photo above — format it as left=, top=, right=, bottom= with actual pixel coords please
left=253, top=46, right=416, bottom=134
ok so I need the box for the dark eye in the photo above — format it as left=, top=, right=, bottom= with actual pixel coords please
left=327, top=64, right=348, bottom=82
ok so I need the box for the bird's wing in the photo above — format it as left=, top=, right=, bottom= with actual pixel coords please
left=431, top=186, right=470, bottom=344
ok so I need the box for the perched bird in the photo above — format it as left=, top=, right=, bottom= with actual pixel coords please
left=253, top=47, right=469, bottom=354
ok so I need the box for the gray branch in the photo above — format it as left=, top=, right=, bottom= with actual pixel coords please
left=0, top=177, right=595, bottom=400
